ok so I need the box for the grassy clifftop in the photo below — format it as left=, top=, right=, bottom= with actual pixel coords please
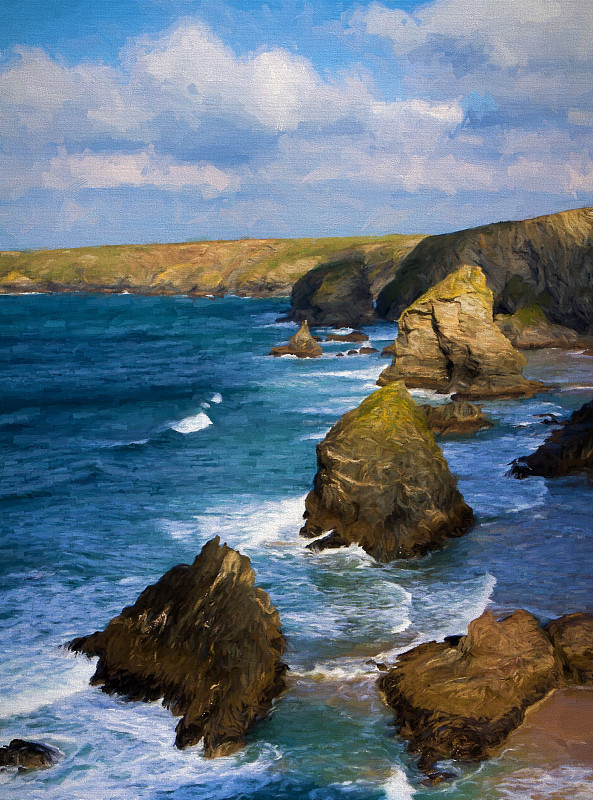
left=0, top=234, right=419, bottom=297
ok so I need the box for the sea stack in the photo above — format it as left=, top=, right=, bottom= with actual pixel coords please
left=300, top=381, right=474, bottom=561
left=269, top=319, right=322, bottom=358
left=68, top=537, right=287, bottom=757
left=378, top=609, right=593, bottom=769
left=510, top=398, right=593, bottom=478
left=377, top=266, right=544, bottom=400
left=419, top=401, right=493, bottom=436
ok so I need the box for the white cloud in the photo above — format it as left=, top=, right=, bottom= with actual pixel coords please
left=42, top=147, right=239, bottom=195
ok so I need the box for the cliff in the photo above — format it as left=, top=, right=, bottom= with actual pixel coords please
left=376, top=207, right=593, bottom=332
left=300, top=381, right=474, bottom=561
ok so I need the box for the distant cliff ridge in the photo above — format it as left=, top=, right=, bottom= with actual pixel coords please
left=0, top=234, right=421, bottom=298
left=376, top=207, right=593, bottom=332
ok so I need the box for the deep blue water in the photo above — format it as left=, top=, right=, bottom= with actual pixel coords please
left=1, top=294, right=593, bottom=799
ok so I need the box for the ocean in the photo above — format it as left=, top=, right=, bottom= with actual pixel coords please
left=1, top=293, right=592, bottom=799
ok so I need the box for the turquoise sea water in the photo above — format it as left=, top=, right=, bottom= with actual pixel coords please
left=1, top=294, right=592, bottom=799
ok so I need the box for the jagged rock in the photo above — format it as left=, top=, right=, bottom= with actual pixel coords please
left=419, top=401, right=493, bottom=436
left=68, top=537, right=287, bottom=757
left=269, top=320, right=322, bottom=358
left=325, top=331, right=369, bottom=343
left=299, top=381, right=474, bottom=561
left=495, top=307, right=593, bottom=349
left=0, top=740, right=61, bottom=771
left=545, top=612, right=593, bottom=683
left=377, top=610, right=564, bottom=768
left=376, top=206, right=593, bottom=333
left=377, top=266, right=544, bottom=400
left=510, top=399, right=593, bottom=478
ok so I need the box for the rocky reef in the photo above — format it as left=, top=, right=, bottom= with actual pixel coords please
left=377, top=266, right=544, bottom=400
left=495, top=306, right=593, bottom=349
left=378, top=609, right=593, bottom=769
left=269, top=320, right=322, bottom=358
left=419, top=401, right=493, bottom=436
left=300, top=381, right=474, bottom=561
left=376, top=207, right=593, bottom=333
left=68, top=537, right=287, bottom=756
left=510, top=398, right=593, bottom=478
left=0, top=740, right=61, bottom=771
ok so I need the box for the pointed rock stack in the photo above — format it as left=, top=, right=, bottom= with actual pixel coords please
left=269, top=319, right=322, bottom=358
left=69, top=537, right=287, bottom=757
left=377, top=266, right=544, bottom=400
left=300, top=380, right=474, bottom=561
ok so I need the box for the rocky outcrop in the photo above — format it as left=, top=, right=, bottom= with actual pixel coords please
left=377, top=266, right=544, bottom=400
left=419, top=401, right=493, bottom=436
left=545, top=612, right=593, bottom=683
left=495, top=307, right=593, bottom=349
left=269, top=320, right=322, bottom=358
left=325, top=331, right=369, bottom=343
left=378, top=610, right=566, bottom=768
left=0, top=740, right=61, bottom=771
left=68, top=537, right=287, bottom=756
left=376, top=207, right=593, bottom=333
left=510, top=399, right=593, bottom=478
left=287, top=235, right=425, bottom=326
left=300, top=381, right=474, bottom=561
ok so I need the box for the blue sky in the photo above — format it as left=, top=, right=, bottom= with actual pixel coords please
left=1, top=0, right=593, bottom=249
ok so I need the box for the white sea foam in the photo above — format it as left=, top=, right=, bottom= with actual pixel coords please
left=494, top=766, right=593, bottom=800
left=210, top=392, right=223, bottom=403
left=170, top=412, right=212, bottom=434
left=0, top=658, right=96, bottom=718
left=382, top=767, right=416, bottom=800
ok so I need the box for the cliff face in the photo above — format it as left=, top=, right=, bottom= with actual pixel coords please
left=376, top=207, right=593, bottom=332
left=377, top=266, right=542, bottom=400
left=300, top=381, right=474, bottom=561
left=0, top=235, right=406, bottom=298
left=287, top=235, right=425, bottom=326
left=68, top=537, right=287, bottom=757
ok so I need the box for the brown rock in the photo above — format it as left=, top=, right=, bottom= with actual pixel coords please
left=325, top=331, right=369, bottom=343
left=377, top=266, right=544, bottom=400
left=269, top=320, right=322, bottom=358
left=495, top=308, right=593, bottom=350
left=346, top=349, right=358, bottom=356
left=0, top=740, right=61, bottom=771
left=378, top=610, right=563, bottom=767
left=510, top=398, right=593, bottom=478
left=68, top=537, right=287, bottom=756
left=300, top=381, right=474, bottom=561
left=545, top=612, right=593, bottom=683
left=359, top=346, right=379, bottom=354
left=419, top=401, right=493, bottom=436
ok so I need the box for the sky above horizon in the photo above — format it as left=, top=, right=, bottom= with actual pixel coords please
left=1, top=0, right=593, bottom=250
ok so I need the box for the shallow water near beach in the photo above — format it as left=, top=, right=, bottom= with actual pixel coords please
left=1, top=294, right=592, bottom=799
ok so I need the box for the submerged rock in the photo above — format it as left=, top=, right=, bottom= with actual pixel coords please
left=377, top=266, right=544, bottom=400
left=495, top=307, right=593, bottom=350
left=0, top=739, right=61, bottom=771
left=419, top=401, right=493, bottom=436
left=378, top=610, right=563, bottom=768
left=510, top=398, right=593, bottom=478
left=269, top=320, right=322, bottom=358
left=68, top=537, right=287, bottom=756
left=300, top=381, right=474, bottom=561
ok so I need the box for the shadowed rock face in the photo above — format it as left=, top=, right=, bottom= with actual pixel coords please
left=545, top=613, right=593, bottom=683
left=378, top=610, right=563, bottom=768
left=510, top=399, right=593, bottom=478
left=300, top=381, right=474, bottom=561
left=269, top=320, right=322, bottom=358
left=495, top=307, right=593, bottom=350
left=419, top=401, right=493, bottom=436
left=376, top=207, right=593, bottom=333
left=68, top=537, right=287, bottom=757
left=377, top=266, right=544, bottom=400
left=0, top=740, right=61, bottom=771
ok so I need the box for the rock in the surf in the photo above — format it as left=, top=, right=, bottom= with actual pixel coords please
left=495, top=307, right=593, bottom=350
left=419, top=401, right=493, bottom=436
left=544, top=612, right=593, bottom=683
left=300, top=381, right=474, bottom=561
left=377, top=610, right=563, bottom=768
left=510, top=398, right=593, bottom=478
left=0, top=739, right=61, bottom=771
left=68, top=537, right=287, bottom=757
left=325, top=331, right=369, bottom=343
left=269, top=320, right=322, bottom=358
left=377, top=266, right=544, bottom=400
